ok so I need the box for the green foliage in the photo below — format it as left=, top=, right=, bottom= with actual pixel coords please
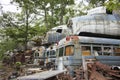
left=29, top=25, right=47, bottom=37
left=0, top=0, right=90, bottom=59
left=15, top=62, right=22, bottom=70
left=0, top=38, right=17, bottom=59
left=87, top=0, right=120, bottom=11
left=18, top=0, right=74, bottom=28
left=88, top=0, right=105, bottom=7
left=105, top=0, right=120, bottom=11
left=0, top=11, right=48, bottom=55
left=15, top=62, right=21, bottom=67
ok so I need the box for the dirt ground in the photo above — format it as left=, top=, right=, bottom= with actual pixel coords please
left=0, top=61, right=17, bottom=80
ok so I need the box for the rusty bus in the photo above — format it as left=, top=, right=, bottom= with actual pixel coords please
left=56, top=35, right=120, bottom=76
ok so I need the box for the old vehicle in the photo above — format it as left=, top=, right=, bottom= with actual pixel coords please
left=44, top=7, right=120, bottom=45
left=44, top=25, right=71, bottom=44
left=56, top=35, right=120, bottom=75
left=17, top=6, right=120, bottom=80
left=17, top=36, right=120, bottom=80
left=44, top=45, right=57, bottom=69
left=67, top=6, right=120, bottom=38
left=32, top=46, right=45, bottom=65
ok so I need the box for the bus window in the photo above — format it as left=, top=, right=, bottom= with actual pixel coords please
left=50, top=50, right=55, bottom=56
left=56, top=49, right=59, bottom=56
left=103, top=47, right=112, bottom=56
left=65, top=45, right=74, bottom=56
left=81, top=46, right=91, bottom=56
left=114, top=48, right=120, bottom=56
left=46, top=51, right=49, bottom=57
left=59, top=47, right=64, bottom=57
left=34, top=50, right=39, bottom=58
left=93, top=46, right=101, bottom=56
left=35, top=53, right=39, bottom=58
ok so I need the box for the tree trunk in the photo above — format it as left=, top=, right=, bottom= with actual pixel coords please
left=51, top=6, right=54, bottom=28
left=60, top=2, right=65, bottom=25
left=25, top=5, right=29, bottom=50
left=44, top=7, right=48, bottom=28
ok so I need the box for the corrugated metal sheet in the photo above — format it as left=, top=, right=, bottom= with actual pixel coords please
left=47, top=33, right=66, bottom=43
left=71, top=14, right=120, bottom=36
left=45, top=25, right=71, bottom=43
left=17, top=70, right=66, bottom=80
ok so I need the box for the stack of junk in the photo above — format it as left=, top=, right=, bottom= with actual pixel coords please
left=17, top=6, right=120, bottom=80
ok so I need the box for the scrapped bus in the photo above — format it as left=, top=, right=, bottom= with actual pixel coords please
left=56, top=36, right=120, bottom=75
left=44, top=46, right=56, bottom=64
left=67, top=6, right=120, bottom=38
left=45, top=25, right=71, bottom=44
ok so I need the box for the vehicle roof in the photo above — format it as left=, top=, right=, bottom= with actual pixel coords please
left=78, top=36, right=120, bottom=45
left=58, top=36, right=120, bottom=45
left=51, top=25, right=68, bottom=30
left=71, top=14, right=120, bottom=22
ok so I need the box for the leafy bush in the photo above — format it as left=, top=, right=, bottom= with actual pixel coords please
left=15, top=62, right=21, bottom=70
left=15, top=62, right=21, bottom=67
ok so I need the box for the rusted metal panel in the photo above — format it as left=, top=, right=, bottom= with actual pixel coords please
left=87, top=61, right=120, bottom=80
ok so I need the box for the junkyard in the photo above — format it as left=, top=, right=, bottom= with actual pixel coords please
left=0, top=0, right=120, bottom=80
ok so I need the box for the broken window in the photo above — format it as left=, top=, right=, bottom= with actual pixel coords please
left=56, top=29, right=62, bottom=33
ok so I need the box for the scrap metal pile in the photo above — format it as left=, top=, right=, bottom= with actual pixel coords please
left=74, top=60, right=120, bottom=80
left=88, top=61, right=120, bottom=80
